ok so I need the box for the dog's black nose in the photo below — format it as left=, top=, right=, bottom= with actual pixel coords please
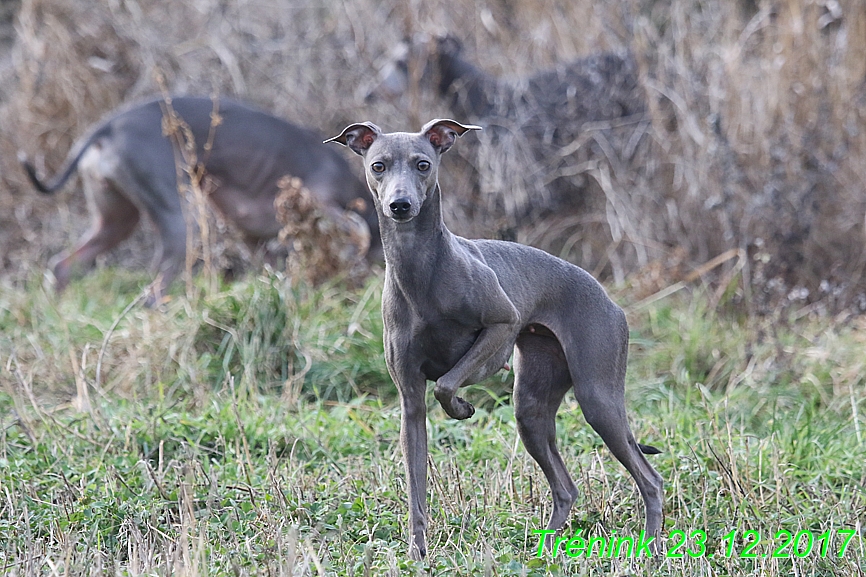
left=389, top=198, right=412, bottom=217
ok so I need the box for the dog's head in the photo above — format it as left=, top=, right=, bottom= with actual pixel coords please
left=325, top=119, right=479, bottom=223
left=365, top=33, right=464, bottom=103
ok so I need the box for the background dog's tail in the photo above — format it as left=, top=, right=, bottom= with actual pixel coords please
left=19, top=149, right=84, bottom=194
left=638, top=443, right=662, bottom=455
left=18, top=124, right=109, bottom=195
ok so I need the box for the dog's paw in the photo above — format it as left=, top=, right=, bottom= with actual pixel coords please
left=409, top=533, right=427, bottom=560
left=434, top=381, right=475, bottom=419
left=449, top=396, right=475, bottom=420
left=409, top=543, right=427, bottom=560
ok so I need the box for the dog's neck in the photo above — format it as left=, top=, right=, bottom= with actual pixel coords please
left=379, top=182, right=452, bottom=291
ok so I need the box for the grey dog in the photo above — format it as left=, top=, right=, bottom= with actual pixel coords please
left=326, top=119, right=663, bottom=559
left=21, top=97, right=380, bottom=302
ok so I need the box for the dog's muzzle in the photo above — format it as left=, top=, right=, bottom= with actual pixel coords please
left=388, top=198, right=413, bottom=221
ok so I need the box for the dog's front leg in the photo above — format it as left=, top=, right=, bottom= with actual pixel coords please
left=434, top=322, right=517, bottom=419
left=394, top=371, right=430, bottom=560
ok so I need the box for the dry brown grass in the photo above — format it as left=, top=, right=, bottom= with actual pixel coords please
left=633, top=0, right=866, bottom=312
left=275, top=176, right=371, bottom=287
left=1, top=0, right=864, bottom=310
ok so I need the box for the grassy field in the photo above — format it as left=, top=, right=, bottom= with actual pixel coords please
left=1, top=269, right=864, bottom=576
left=2, top=0, right=865, bottom=574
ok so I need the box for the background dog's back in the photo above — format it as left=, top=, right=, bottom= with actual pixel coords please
left=22, top=96, right=380, bottom=298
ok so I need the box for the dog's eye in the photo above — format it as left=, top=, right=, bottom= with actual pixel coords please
left=417, top=160, right=430, bottom=172
left=371, top=162, right=386, bottom=173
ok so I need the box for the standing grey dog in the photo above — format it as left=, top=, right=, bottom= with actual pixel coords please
left=326, top=119, right=663, bottom=559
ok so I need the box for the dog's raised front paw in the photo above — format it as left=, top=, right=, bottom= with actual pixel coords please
left=434, top=380, right=475, bottom=419
left=446, top=396, right=475, bottom=420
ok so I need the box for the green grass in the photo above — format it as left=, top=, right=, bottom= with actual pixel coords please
left=1, top=269, right=864, bottom=575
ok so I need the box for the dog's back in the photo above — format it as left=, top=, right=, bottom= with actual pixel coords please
left=470, top=238, right=622, bottom=320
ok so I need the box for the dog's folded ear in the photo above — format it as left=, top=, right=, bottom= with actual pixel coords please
left=325, top=122, right=382, bottom=156
left=421, top=119, right=481, bottom=154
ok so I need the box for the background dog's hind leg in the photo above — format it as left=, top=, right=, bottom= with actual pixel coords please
left=52, top=175, right=140, bottom=291
left=513, top=330, right=578, bottom=540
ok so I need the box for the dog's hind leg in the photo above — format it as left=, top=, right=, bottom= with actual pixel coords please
left=51, top=160, right=141, bottom=291
left=513, top=327, right=579, bottom=538
left=568, top=321, right=664, bottom=544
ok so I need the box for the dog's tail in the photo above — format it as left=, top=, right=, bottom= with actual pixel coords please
left=638, top=443, right=662, bottom=455
left=18, top=124, right=110, bottom=195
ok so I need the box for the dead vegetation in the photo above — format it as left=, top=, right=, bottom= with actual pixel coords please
left=1, top=0, right=865, bottom=311
left=275, top=176, right=371, bottom=287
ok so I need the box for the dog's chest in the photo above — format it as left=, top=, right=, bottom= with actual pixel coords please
left=385, top=286, right=483, bottom=379
left=413, top=316, right=482, bottom=381
left=384, top=262, right=508, bottom=382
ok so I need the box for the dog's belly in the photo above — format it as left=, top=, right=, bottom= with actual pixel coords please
left=418, top=321, right=514, bottom=383
left=209, top=185, right=282, bottom=238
